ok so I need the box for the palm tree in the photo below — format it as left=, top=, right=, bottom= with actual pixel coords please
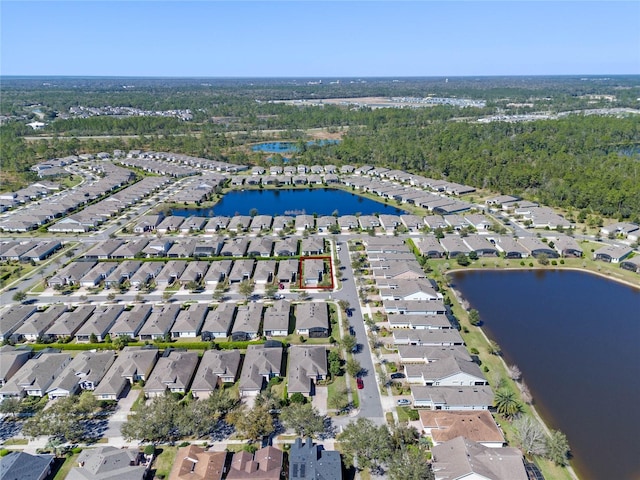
left=494, top=389, right=523, bottom=419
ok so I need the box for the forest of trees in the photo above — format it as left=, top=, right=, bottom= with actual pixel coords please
left=1, top=76, right=639, bottom=219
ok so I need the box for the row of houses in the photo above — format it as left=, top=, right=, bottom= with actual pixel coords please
left=0, top=339, right=328, bottom=402
left=0, top=300, right=330, bottom=344
left=0, top=180, right=61, bottom=212
left=123, top=150, right=248, bottom=173
left=0, top=163, right=135, bottom=232
left=47, top=257, right=305, bottom=290
left=0, top=239, right=63, bottom=262
left=81, top=235, right=325, bottom=259
left=0, top=437, right=343, bottom=480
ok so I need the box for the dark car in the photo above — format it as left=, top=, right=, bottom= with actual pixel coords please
left=356, top=377, right=364, bottom=389
left=346, top=308, right=353, bottom=317
left=390, top=373, right=405, bottom=379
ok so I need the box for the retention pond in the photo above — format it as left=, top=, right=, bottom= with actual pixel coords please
left=449, top=269, right=640, bottom=480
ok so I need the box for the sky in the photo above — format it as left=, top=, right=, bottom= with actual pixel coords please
left=1, top=1, right=639, bottom=77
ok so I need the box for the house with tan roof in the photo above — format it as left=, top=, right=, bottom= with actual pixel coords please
left=420, top=410, right=505, bottom=448
left=169, top=445, right=226, bottom=480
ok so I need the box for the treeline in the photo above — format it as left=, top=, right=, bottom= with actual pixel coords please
left=43, top=115, right=195, bottom=136
left=329, top=115, right=640, bottom=220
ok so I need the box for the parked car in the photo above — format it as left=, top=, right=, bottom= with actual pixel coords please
left=346, top=308, right=353, bottom=317
left=356, top=377, right=364, bottom=389
left=390, top=373, right=405, bottom=379
left=397, top=399, right=411, bottom=406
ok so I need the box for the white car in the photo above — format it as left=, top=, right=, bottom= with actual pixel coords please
left=397, top=399, right=411, bottom=406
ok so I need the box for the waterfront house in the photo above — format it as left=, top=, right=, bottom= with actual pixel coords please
left=144, top=350, right=199, bottom=398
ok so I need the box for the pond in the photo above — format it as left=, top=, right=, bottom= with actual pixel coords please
left=172, top=188, right=407, bottom=217
left=449, top=269, right=640, bottom=480
left=251, top=139, right=340, bottom=153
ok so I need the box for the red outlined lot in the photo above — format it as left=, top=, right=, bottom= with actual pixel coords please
left=298, top=256, right=334, bottom=290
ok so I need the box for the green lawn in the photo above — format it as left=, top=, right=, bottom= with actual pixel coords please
left=151, top=446, right=178, bottom=479
left=52, top=454, right=79, bottom=480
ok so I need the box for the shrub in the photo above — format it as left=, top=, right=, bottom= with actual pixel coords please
left=483, top=366, right=489, bottom=372
left=178, top=441, right=190, bottom=447
left=551, top=260, right=557, bottom=265
left=470, top=347, right=479, bottom=355
left=560, top=259, right=565, bottom=264
left=0, top=449, right=10, bottom=457
left=71, top=447, right=83, bottom=454
left=143, top=444, right=155, bottom=455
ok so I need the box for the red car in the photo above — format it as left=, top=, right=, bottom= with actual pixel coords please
left=356, top=377, right=364, bottom=389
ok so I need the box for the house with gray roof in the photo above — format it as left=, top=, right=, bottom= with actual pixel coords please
left=400, top=214, right=424, bottom=232
left=221, top=237, right=250, bottom=257
left=431, top=437, right=527, bottom=480
left=387, top=313, right=452, bottom=330
left=76, top=305, right=124, bottom=342
left=248, top=237, right=274, bottom=257
left=47, top=261, right=97, bottom=287
left=392, top=328, right=464, bottom=346
left=463, top=234, right=499, bottom=257
left=593, top=244, right=633, bottom=263
left=167, top=239, right=197, bottom=258
left=79, top=262, right=118, bottom=287
left=45, top=305, right=95, bottom=340
left=338, top=215, right=358, bottom=230
left=415, top=236, right=445, bottom=258
left=410, top=385, right=494, bottom=410
left=397, top=345, right=472, bottom=364
left=139, top=304, right=181, bottom=341
left=142, top=239, right=173, bottom=257
left=0, top=351, right=71, bottom=399
left=180, top=216, right=207, bottom=233
left=370, top=260, right=425, bottom=280
left=129, top=262, right=164, bottom=289
left=274, top=259, right=297, bottom=284
left=171, top=303, right=209, bottom=338
left=0, top=345, right=32, bottom=387
left=300, top=237, right=325, bottom=255
left=205, top=216, right=230, bottom=232
left=254, top=260, right=276, bottom=285
left=178, top=261, right=209, bottom=286
left=46, top=350, right=116, bottom=399
left=144, top=350, right=199, bottom=398
left=227, top=215, right=251, bottom=232
left=0, top=451, right=54, bottom=480
left=156, top=260, right=188, bottom=287
left=190, top=349, right=241, bottom=399
left=620, top=255, right=640, bottom=273
left=203, top=260, right=233, bottom=286
left=133, top=214, right=163, bottom=233
left=263, top=300, right=291, bottom=337
left=274, top=237, right=298, bottom=256
left=239, top=344, right=283, bottom=396
left=104, top=261, right=142, bottom=289
left=493, top=236, right=528, bottom=258
left=551, top=235, right=583, bottom=258
left=109, top=304, right=153, bottom=339
left=440, top=236, right=471, bottom=258
left=378, top=278, right=441, bottom=302
left=295, top=302, right=329, bottom=337
left=383, top=299, right=446, bottom=316
left=19, top=240, right=62, bottom=262
left=83, top=239, right=125, bottom=260
left=93, top=346, right=158, bottom=400
left=110, top=239, right=149, bottom=259
left=229, top=259, right=255, bottom=283
left=67, top=446, right=146, bottom=480
left=201, top=303, right=237, bottom=339
left=194, top=238, right=224, bottom=257
left=404, top=355, right=487, bottom=387
left=316, top=215, right=337, bottom=232
left=0, top=305, right=37, bottom=342
left=272, top=215, right=293, bottom=231
left=517, top=237, right=559, bottom=258
left=287, top=346, right=328, bottom=397
left=302, top=258, right=325, bottom=287
left=14, top=304, right=67, bottom=341
left=231, top=303, right=263, bottom=341
left=289, top=437, right=341, bottom=480
left=250, top=215, right=273, bottom=232
left=294, top=214, right=315, bottom=232
left=157, top=215, right=185, bottom=233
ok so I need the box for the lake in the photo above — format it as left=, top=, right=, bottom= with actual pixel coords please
left=449, top=269, right=640, bottom=480
left=172, top=188, right=407, bottom=216
left=251, top=139, right=340, bottom=153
